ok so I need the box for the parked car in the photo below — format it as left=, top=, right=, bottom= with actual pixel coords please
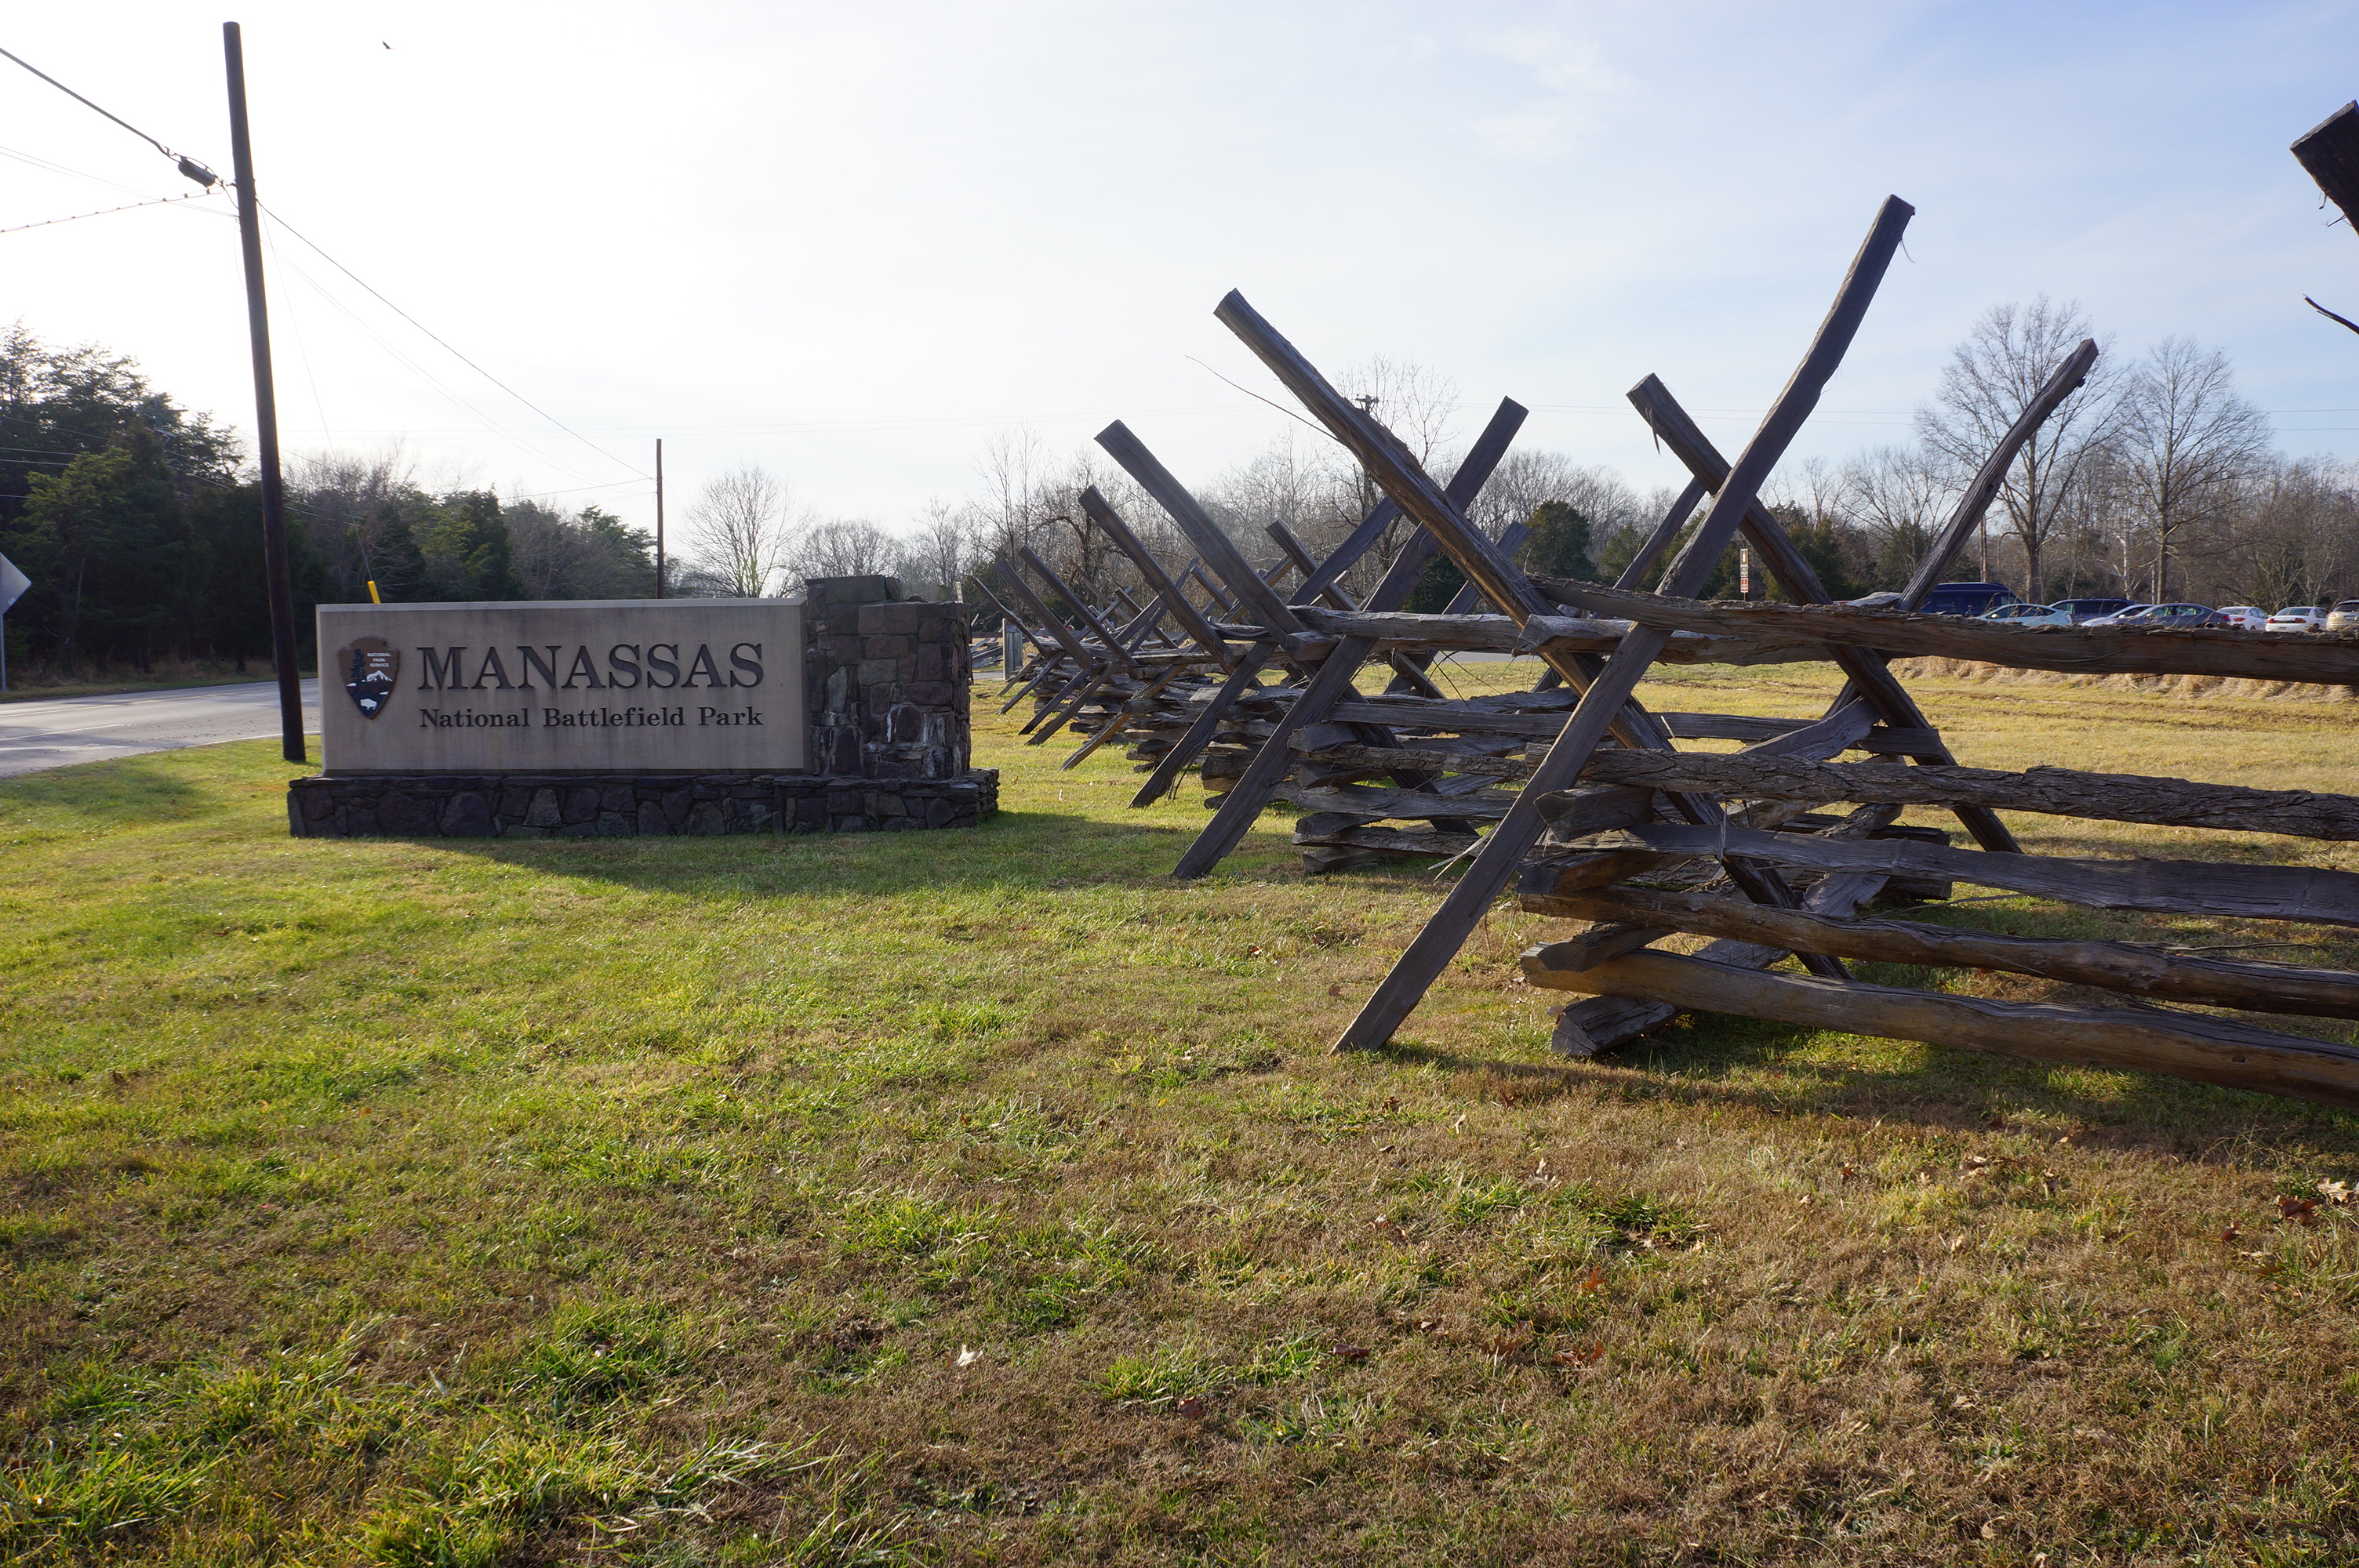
left=2090, top=602, right=2221, bottom=629
left=2050, top=597, right=2133, bottom=623
left=2214, top=604, right=2268, bottom=630
left=2082, top=603, right=2155, bottom=627
left=1979, top=602, right=2074, bottom=627
left=2266, top=605, right=2327, bottom=632
left=1919, top=581, right=2019, bottom=617
left=2328, top=600, right=2359, bottom=633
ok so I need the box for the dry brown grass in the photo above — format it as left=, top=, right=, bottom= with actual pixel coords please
left=2, top=662, right=2357, bottom=1564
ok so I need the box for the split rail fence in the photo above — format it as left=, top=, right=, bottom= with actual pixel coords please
left=982, top=194, right=2359, bottom=1110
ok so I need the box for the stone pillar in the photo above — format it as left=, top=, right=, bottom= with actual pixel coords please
left=802, top=576, right=972, bottom=781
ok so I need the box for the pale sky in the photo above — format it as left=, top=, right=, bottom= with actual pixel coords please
left=7, top=1, right=2358, bottom=540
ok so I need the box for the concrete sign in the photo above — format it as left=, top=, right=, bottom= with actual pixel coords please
left=318, top=599, right=805, bottom=775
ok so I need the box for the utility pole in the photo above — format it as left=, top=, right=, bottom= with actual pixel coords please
left=654, top=438, right=665, bottom=597
left=223, top=22, right=304, bottom=763
left=1353, top=393, right=1379, bottom=522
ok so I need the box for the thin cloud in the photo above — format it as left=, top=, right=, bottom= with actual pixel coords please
left=1470, top=27, right=1628, bottom=161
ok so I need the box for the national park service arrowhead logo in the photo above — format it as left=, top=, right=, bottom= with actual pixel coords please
left=339, top=635, right=399, bottom=720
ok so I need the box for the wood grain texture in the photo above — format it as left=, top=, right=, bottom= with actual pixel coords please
left=1572, top=822, right=2359, bottom=928
left=1095, top=422, right=1304, bottom=637
left=1623, top=371, right=2026, bottom=855
left=1081, top=488, right=1234, bottom=670
left=1164, top=399, right=1530, bottom=877
left=1216, top=201, right=1917, bottom=1043
left=1533, top=883, right=2359, bottom=1019
left=1540, top=579, right=2359, bottom=684
left=2294, top=102, right=2359, bottom=238
left=1561, top=750, right=2359, bottom=841
left=1523, top=946, right=2359, bottom=1109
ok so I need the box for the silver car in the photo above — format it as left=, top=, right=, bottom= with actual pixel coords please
left=1979, top=603, right=2074, bottom=627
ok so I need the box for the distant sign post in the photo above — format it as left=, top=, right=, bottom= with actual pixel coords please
left=316, top=598, right=807, bottom=775
left=0, top=553, right=29, bottom=695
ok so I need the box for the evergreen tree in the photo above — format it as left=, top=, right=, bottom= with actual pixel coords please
left=416, top=491, right=521, bottom=600
left=1521, top=500, right=1594, bottom=582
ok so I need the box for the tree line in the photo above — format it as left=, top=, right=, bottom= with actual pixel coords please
left=0, top=325, right=656, bottom=677
left=6, top=300, right=2346, bottom=680
left=923, top=311, right=2348, bottom=622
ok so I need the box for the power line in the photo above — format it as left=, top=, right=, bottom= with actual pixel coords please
left=0, top=187, right=228, bottom=237
left=259, top=235, right=609, bottom=485
left=0, top=140, right=164, bottom=199
left=256, top=203, right=653, bottom=481
left=0, top=44, right=219, bottom=187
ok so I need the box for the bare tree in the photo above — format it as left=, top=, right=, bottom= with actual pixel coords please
left=2117, top=337, right=2273, bottom=601
left=685, top=464, right=798, bottom=597
left=286, top=447, right=423, bottom=601
left=1917, top=296, right=2122, bottom=599
left=972, top=426, right=1050, bottom=563
left=794, top=517, right=899, bottom=580
left=1337, top=356, right=1461, bottom=567
left=1838, top=445, right=1950, bottom=586
left=897, top=498, right=980, bottom=593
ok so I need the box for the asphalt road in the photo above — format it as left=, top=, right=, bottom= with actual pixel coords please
left=0, top=680, right=322, bottom=779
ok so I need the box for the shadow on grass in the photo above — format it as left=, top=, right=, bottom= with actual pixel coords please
left=1390, top=1010, right=2359, bottom=1161
left=364, top=800, right=1474, bottom=901
left=389, top=807, right=1256, bottom=898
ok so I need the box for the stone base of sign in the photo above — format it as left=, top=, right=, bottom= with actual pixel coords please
left=287, top=769, right=998, bottom=839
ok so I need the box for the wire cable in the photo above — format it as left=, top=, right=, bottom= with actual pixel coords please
left=0, top=187, right=227, bottom=237
left=0, top=44, right=218, bottom=183
left=260, top=238, right=607, bottom=485
left=256, top=203, right=652, bottom=481
left=0, top=140, right=164, bottom=199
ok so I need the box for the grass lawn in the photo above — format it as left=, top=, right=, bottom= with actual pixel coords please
left=5, top=661, right=2359, bottom=1565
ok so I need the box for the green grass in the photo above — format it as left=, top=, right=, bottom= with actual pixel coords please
left=3, top=668, right=2359, bottom=1563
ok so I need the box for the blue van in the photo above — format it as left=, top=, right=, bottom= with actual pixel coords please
left=1919, top=582, right=2019, bottom=617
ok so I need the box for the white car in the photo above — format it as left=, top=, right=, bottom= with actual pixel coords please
left=2266, top=606, right=2326, bottom=632
left=2215, top=605, right=2267, bottom=630
left=1979, top=603, right=2074, bottom=627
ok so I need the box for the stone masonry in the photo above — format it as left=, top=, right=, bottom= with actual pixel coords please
left=288, top=577, right=995, bottom=838
left=801, top=575, right=972, bottom=780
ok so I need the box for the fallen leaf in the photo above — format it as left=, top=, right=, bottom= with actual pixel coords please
left=1488, top=1321, right=1535, bottom=1357
left=1329, top=984, right=1343, bottom=998
left=2321, top=1178, right=2354, bottom=1206
left=1960, top=1155, right=1990, bottom=1174
left=1330, top=1344, right=1370, bottom=1363
left=1551, top=1341, right=1605, bottom=1367
left=1796, top=1193, right=1813, bottom=1206
left=1980, top=1520, right=1998, bottom=1540
left=2222, top=1222, right=2241, bottom=1246
left=1839, top=1163, right=1860, bottom=1182
left=2277, top=1195, right=2322, bottom=1227
left=2041, top=1170, right=2059, bottom=1198
left=1986, top=1113, right=2007, bottom=1131
left=1382, top=1096, right=1400, bottom=1112
left=1577, top=1266, right=1605, bottom=1294
left=1175, top=1396, right=1205, bottom=1418
left=954, top=1345, right=981, bottom=1368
